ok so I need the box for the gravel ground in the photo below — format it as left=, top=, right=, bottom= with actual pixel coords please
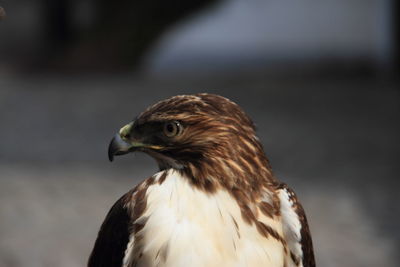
left=0, top=73, right=398, bottom=266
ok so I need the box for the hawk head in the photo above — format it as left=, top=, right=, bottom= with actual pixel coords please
left=108, top=93, right=273, bottom=191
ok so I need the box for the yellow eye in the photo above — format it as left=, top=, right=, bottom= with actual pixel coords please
left=163, top=121, right=182, bottom=137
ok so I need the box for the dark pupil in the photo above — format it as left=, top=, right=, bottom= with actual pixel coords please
left=167, top=123, right=175, bottom=133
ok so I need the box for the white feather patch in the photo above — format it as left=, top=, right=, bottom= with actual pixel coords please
left=279, top=188, right=303, bottom=267
left=124, top=169, right=286, bottom=267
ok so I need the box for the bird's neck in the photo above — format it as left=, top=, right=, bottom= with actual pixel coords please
left=179, top=150, right=275, bottom=197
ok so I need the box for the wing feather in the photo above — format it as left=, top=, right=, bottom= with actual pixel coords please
left=88, top=190, right=134, bottom=267
left=278, top=183, right=315, bottom=267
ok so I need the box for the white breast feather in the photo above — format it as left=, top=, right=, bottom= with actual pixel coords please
left=123, top=169, right=287, bottom=267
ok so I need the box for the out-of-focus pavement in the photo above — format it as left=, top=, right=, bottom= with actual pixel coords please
left=0, top=73, right=399, bottom=266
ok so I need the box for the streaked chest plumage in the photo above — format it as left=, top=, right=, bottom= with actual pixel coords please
left=123, top=170, right=289, bottom=267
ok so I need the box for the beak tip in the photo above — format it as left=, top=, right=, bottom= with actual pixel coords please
left=108, top=136, right=117, bottom=162
left=108, top=133, right=132, bottom=162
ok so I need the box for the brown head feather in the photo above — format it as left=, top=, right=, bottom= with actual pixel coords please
left=133, top=93, right=276, bottom=197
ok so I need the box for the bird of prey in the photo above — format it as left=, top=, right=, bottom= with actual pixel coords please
left=88, top=93, right=315, bottom=267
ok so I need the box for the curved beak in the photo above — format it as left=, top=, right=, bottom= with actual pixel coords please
left=108, top=122, right=136, bottom=162
left=108, top=122, right=163, bottom=162
left=108, top=133, right=135, bottom=162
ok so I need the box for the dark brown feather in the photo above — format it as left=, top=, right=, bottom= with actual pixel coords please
left=88, top=191, right=133, bottom=267
left=88, top=177, right=155, bottom=267
left=296, top=201, right=315, bottom=267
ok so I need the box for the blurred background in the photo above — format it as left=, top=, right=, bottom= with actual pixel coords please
left=0, top=0, right=399, bottom=266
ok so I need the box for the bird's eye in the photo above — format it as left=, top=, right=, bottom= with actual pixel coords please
left=163, top=121, right=182, bottom=137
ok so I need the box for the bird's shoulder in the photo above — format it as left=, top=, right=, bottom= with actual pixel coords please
left=275, top=183, right=315, bottom=267
left=88, top=176, right=156, bottom=267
